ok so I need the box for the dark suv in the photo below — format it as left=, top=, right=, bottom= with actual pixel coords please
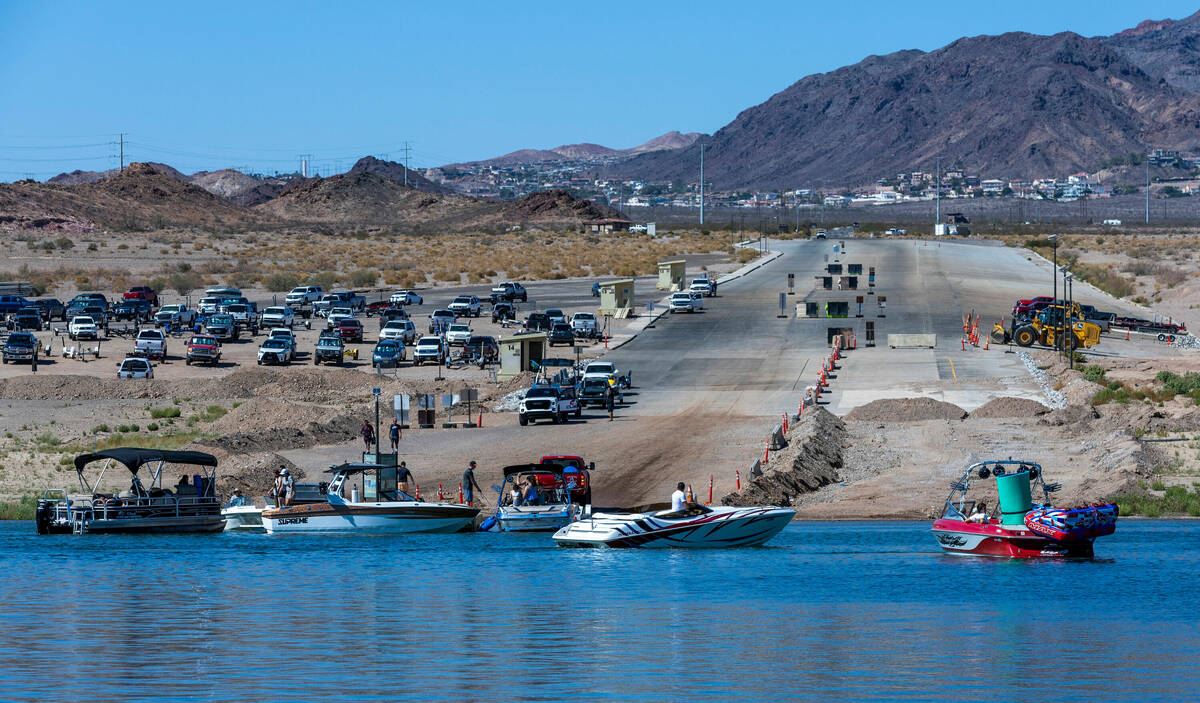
left=491, top=302, right=515, bottom=323
left=30, top=298, right=66, bottom=322
left=524, top=313, right=551, bottom=331
left=11, top=308, right=43, bottom=331
left=548, top=322, right=575, bottom=347
left=2, top=332, right=39, bottom=366
left=463, top=335, right=499, bottom=363
left=112, top=299, right=154, bottom=322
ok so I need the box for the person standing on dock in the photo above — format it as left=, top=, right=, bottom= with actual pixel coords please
left=361, top=420, right=374, bottom=453
left=606, top=383, right=616, bottom=422
left=281, top=468, right=294, bottom=507
left=463, top=460, right=483, bottom=507
left=389, top=419, right=401, bottom=453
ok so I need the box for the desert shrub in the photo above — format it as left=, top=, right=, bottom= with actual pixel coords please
left=307, top=271, right=336, bottom=289
left=1072, top=264, right=1135, bottom=299
left=1082, top=365, right=1107, bottom=384
left=150, top=407, right=181, bottom=419
left=147, top=422, right=159, bottom=432
left=265, top=272, right=300, bottom=292
left=349, top=269, right=378, bottom=287
left=168, top=271, right=203, bottom=296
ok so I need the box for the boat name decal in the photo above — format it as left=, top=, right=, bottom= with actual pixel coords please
left=277, top=517, right=309, bottom=525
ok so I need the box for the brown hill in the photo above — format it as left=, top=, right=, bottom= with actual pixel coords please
left=347, top=156, right=455, bottom=194
left=447, top=131, right=702, bottom=168
left=612, top=29, right=1200, bottom=188
left=47, top=162, right=187, bottom=186
left=1, top=162, right=263, bottom=232
left=255, top=173, right=619, bottom=229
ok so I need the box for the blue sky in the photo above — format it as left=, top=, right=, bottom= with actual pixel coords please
left=1, top=1, right=1196, bottom=180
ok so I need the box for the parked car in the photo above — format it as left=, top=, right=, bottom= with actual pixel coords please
left=445, top=323, right=473, bottom=346
left=123, top=286, right=159, bottom=306
left=327, top=307, right=355, bottom=328
left=412, top=336, right=447, bottom=365
left=285, top=285, right=324, bottom=305
left=463, top=335, right=499, bottom=363
left=378, top=308, right=410, bottom=327
left=313, top=333, right=346, bottom=365
left=372, top=339, right=406, bottom=368
left=134, top=329, right=168, bottom=359
left=365, top=300, right=394, bottom=316
left=225, top=303, right=256, bottom=330
left=1012, top=296, right=1057, bottom=318
left=428, top=309, right=457, bottom=334
left=11, top=308, right=43, bottom=331
left=492, top=302, right=516, bottom=323
left=524, top=312, right=551, bottom=331
left=268, top=327, right=296, bottom=348
left=577, top=377, right=611, bottom=408
left=186, top=335, right=221, bottom=366
left=261, top=306, right=295, bottom=328
left=669, top=292, right=697, bottom=313
left=545, top=309, right=567, bottom=325
left=337, top=317, right=364, bottom=342
left=111, top=299, right=154, bottom=322
left=197, top=296, right=222, bottom=315
left=329, top=290, right=366, bottom=311
left=379, top=319, right=417, bottom=343
left=206, top=314, right=239, bottom=341
left=548, top=322, right=575, bottom=347
left=68, top=292, right=109, bottom=310
left=68, top=316, right=100, bottom=340
left=582, top=361, right=621, bottom=386
left=0, top=295, right=31, bottom=314
left=519, top=385, right=580, bottom=425
left=389, top=290, right=424, bottom=306
left=217, top=296, right=250, bottom=314
left=257, top=338, right=293, bottom=365
left=155, top=304, right=196, bottom=328
left=689, top=278, right=716, bottom=297
left=313, top=294, right=342, bottom=316
left=570, top=312, right=597, bottom=338
left=490, top=282, right=528, bottom=303
left=117, top=356, right=154, bottom=379
left=448, top=295, right=482, bottom=317
left=81, top=304, right=109, bottom=326
left=2, top=332, right=39, bottom=365
left=30, top=298, right=66, bottom=322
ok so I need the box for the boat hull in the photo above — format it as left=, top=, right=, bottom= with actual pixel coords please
left=496, top=505, right=573, bottom=532
left=222, top=506, right=265, bottom=532
left=554, top=506, right=794, bottom=548
left=262, top=502, right=478, bottom=534
left=932, top=519, right=1095, bottom=558
left=84, top=515, right=226, bottom=534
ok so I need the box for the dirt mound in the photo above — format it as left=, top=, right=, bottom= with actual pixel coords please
left=210, top=450, right=302, bottom=496
left=721, top=406, right=843, bottom=507
left=1039, top=403, right=1101, bottom=429
left=968, top=397, right=1051, bottom=419
left=504, top=190, right=620, bottom=221
left=843, top=397, right=967, bottom=422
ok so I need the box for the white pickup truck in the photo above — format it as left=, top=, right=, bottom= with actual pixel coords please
left=570, top=312, right=598, bottom=338
left=285, top=285, right=323, bottom=305
left=155, top=304, right=196, bottom=328
left=519, top=385, right=580, bottom=425
left=689, top=277, right=716, bottom=297
left=261, top=306, right=295, bottom=328
left=68, top=315, right=100, bottom=341
left=134, top=329, right=168, bottom=359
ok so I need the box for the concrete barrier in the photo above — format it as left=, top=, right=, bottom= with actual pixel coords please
left=887, top=333, right=936, bottom=348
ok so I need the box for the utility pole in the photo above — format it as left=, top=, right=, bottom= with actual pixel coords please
left=1145, top=160, right=1150, bottom=224
left=402, top=142, right=412, bottom=187
left=699, top=142, right=705, bottom=226
left=111, top=133, right=126, bottom=172
left=935, top=157, right=941, bottom=233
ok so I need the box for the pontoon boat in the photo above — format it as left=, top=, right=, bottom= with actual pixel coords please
left=35, top=448, right=225, bottom=535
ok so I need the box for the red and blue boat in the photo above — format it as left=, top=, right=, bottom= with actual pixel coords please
left=931, top=459, right=1118, bottom=558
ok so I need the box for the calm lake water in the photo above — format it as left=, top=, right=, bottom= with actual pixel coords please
left=2, top=519, right=1197, bottom=701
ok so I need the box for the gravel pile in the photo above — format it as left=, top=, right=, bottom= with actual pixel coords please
left=843, top=397, right=967, bottom=422
left=1016, top=351, right=1067, bottom=409
left=968, top=396, right=1051, bottom=419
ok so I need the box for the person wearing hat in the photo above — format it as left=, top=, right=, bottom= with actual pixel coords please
left=227, top=489, right=246, bottom=508
left=462, top=461, right=484, bottom=507
left=281, top=468, right=295, bottom=507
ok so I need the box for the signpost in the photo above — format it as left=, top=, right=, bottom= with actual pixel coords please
left=778, top=292, right=787, bottom=318
left=393, top=393, right=410, bottom=427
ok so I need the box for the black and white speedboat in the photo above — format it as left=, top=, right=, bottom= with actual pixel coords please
left=552, top=504, right=794, bottom=548
left=36, top=448, right=225, bottom=535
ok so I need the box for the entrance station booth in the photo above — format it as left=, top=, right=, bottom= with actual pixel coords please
left=598, top=279, right=635, bottom=318
left=657, top=260, right=687, bottom=291
left=497, top=332, right=547, bottom=380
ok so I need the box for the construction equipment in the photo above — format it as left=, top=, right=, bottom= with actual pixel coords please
left=995, top=304, right=1101, bottom=349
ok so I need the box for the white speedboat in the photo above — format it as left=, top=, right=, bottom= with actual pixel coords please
left=482, top=463, right=586, bottom=532
left=261, top=462, right=478, bottom=534
left=552, top=504, right=794, bottom=548
left=221, top=483, right=330, bottom=532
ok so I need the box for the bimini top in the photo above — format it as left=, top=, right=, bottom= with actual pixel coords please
left=502, top=463, right=565, bottom=477
left=325, top=462, right=387, bottom=475
left=74, top=448, right=219, bottom=475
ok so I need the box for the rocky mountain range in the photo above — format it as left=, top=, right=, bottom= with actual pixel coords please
left=2, top=162, right=621, bottom=233
left=445, top=131, right=702, bottom=168
left=610, top=12, right=1200, bottom=189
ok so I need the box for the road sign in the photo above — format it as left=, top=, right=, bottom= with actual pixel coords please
left=393, top=394, right=410, bottom=424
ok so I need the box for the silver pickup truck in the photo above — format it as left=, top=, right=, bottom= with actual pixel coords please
left=134, top=329, right=168, bottom=359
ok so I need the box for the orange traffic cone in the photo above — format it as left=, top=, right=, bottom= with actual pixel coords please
left=735, top=469, right=741, bottom=490
left=478, top=409, right=483, bottom=427
left=764, top=438, right=770, bottom=464
left=1125, top=329, right=1130, bottom=341
left=438, top=483, right=444, bottom=500
left=458, top=482, right=464, bottom=504
left=707, top=474, right=713, bottom=505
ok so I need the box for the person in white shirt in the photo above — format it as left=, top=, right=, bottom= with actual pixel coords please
left=967, top=501, right=989, bottom=523
left=281, top=468, right=295, bottom=507
left=671, top=482, right=687, bottom=512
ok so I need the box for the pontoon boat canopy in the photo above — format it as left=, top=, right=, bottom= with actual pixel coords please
left=74, top=448, right=219, bottom=475
left=325, top=462, right=388, bottom=475
left=502, top=463, right=566, bottom=477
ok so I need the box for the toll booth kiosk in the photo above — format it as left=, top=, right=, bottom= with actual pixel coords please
left=657, top=260, right=686, bottom=292
left=497, top=332, right=547, bottom=380
left=598, top=279, right=635, bottom=318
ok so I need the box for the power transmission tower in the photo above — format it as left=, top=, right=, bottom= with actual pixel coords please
left=402, top=142, right=412, bottom=187
left=699, top=142, right=705, bottom=226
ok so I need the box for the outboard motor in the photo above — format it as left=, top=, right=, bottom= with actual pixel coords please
left=34, top=499, right=53, bottom=535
